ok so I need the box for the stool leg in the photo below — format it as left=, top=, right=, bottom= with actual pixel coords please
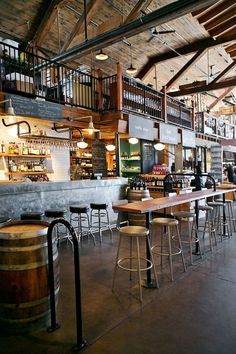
left=87, top=213, right=96, bottom=245
left=98, top=210, right=102, bottom=243
left=112, top=235, right=122, bottom=291
left=160, top=226, right=164, bottom=269
left=146, top=235, right=159, bottom=289
left=188, top=219, right=193, bottom=265
left=167, top=226, right=174, bottom=282
left=106, top=210, right=113, bottom=242
left=136, top=236, right=142, bottom=302
left=207, top=211, right=213, bottom=251
left=192, top=217, right=202, bottom=259
left=130, top=236, right=133, bottom=280
left=176, top=225, right=186, bottom=273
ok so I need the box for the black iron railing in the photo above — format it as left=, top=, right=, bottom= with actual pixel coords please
left=0, top=41, right=98, bottom=111
left=166, top=96, right=193, bottom=129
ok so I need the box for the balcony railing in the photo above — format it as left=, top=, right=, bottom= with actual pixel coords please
left=167, top=96, right=193, bottom=129
left=195, top=111, right=235, bottom=139
left=0, top=41, right=98, bottom=110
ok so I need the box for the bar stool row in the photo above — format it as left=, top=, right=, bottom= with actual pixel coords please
left=20, top=202, right=113, bottom=244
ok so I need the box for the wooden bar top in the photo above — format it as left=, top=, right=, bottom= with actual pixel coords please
left=112, top=188, right=236, bottom=214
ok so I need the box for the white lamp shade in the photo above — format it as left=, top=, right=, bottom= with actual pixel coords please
left=154, top=143, right=165, bottom=151
left=77, top=141, right=88, bottom=149
left=106, top=144, right=116, bottom=151
left=129, top=137, right=139, bottom=145
left=95, top=50, right=108, bottom=60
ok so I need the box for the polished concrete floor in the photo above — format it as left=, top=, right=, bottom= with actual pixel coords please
left=1, top=219, right=236, bottom=354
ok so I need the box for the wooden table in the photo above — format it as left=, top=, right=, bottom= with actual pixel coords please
left=113, top=188, right=236, bottom=287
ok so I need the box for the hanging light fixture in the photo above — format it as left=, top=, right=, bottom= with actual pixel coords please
left=129, top=137, right=138, bottom=145
left=0, top=98, right=15, bottom=116
left=126, top=45, right=137, bottom=75
left=154, top=142, right=165, bottom=151
left=106, top=144, right=116, bottom=151
left=77, top=134, right=88, bottom=149
left=95, top=49, right=108, bottom=61
left=82, top=117, right=100, bottom=135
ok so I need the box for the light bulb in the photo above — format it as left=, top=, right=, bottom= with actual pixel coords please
left=154, top=143, right=165, bottom=151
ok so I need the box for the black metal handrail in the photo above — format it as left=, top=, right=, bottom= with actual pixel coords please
left=47, top=218, right=86, bottom=351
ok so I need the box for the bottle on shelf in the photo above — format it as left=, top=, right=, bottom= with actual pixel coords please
left=1, top=141, right=5, bottom=153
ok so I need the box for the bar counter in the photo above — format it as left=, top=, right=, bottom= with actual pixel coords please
left=0, top=177, right=128, bottom=220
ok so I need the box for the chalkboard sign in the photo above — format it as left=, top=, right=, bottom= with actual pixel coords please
left=141, top=140, right=155, bottom=173
left=7, top=93, right=62, bottom=121
left=92, top=140, right=107, bottom=176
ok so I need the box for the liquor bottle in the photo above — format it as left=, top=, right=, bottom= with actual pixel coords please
left=1, top=141, right=5, bottom=153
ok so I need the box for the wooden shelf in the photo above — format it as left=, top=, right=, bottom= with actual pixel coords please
left=5, top=171, right=49, bottom=175
left=0, top=153, right=51, bottom=158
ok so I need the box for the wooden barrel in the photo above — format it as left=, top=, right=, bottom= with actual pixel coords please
left=127, top=189, right=150, bottom=226
left=0, top=221, right=59, bottom=334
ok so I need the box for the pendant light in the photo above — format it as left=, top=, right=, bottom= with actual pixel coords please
left=126, top=45, right=137, bottom=75
left=154, top=142, right=165, bottom=151
left=95, top=49, right=108, bottom=61
left=129, top=137, right=138, bottom=145
left=106, top=144, right=116, bottom=151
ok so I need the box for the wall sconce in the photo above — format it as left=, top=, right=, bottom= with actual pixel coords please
left=75, top=116, right=100, bottom=135
left=53, top=123, right=88, bottom=149
left=106, top=144, right=116, bottom=151
left=129, top=137, right=139, bottom=144
left=0, top=98, right=15, bottom=116
left=0, top=99, right=31, bottom=135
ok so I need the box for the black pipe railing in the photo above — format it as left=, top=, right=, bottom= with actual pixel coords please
left=47, top=218, right=87, bottom=351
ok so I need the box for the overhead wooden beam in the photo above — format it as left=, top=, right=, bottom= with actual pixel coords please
left=124, top=0, right=153, bottom=24
left=165, top=49, right=207, bottom=92
left=137, top=32, right=236, bottom=79
left=61, top=0, right=105, bottom=52
left=204, top=6, right=236, bottom=31
left=208, top=16, right=236, bottom=37
left=191, top=5, right=211, bottom=17
left=210, top=60, right=236, bottom=84
left=208, top=87, right=234, bottom=110
left=33, top=0, right=65, bottom=47
left=50, top=0, right=218, bottom=63
left=198, top=0, right=235, bottom=24
left=168, top=77, right=236, bottom=96
left=227, top=49, right=236, bottom=58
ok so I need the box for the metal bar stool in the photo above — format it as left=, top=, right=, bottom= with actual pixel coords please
left=112, top=225, right=159, bottom=302
left=151, top=217, right=186, bottom=282
left=207, top=201, right=231, bottom=240
left=69, top=204, right=95, bottom=245
left=198, top=205, right=216, bottom=252
left=20, top=212, right=43, bottom=221
left=44, top=209, right=66, bottom=244
left=174, top=211, right=202, bottom=265
left=214, top=199, right=236, bottom=234
left=90, top=203, right=113, bottom=243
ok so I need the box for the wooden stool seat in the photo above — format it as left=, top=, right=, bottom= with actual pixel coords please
left=174, top=211, right=195, bottom=219
left=199, top=205, right=213, bottom=211
left=112, top=225, right=159, bottom=302
left=151, top=217, right=178, bottom=226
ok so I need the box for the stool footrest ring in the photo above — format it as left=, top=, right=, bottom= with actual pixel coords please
left=117, top=257, right=153, bottom=272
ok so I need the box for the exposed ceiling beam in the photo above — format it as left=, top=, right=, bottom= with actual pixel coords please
left=204, top=6, right=236, bottom=31
left=33, top=0, right=66, bottom=47
left=210, top=60, right=236, bottom=84
left=198, top=0, right=235, bottom=24
left=165, top=49, right=207, bottom=92
left=226, top=43, right=236, bottom=53
left=124, top=0, right=153, bottom=24
left=208, top=87, right=234, bottom=110
left=49, top=0, right=217, bottom=63
left=61, top=0, right=105, bottom=52
left=208, top=17, right=236, bottom=37
left=137, top=32, right=236, bottom=79
left=169, top=76, right=236, bottom=96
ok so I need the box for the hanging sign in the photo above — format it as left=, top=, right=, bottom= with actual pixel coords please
left=129, top=114, right=154, bottom=141
left=159, top=123, right=178, bottom=145
left=182, top=129, right=196, bottom=148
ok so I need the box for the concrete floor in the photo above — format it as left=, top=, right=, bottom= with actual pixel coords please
left=1, top=220, right=236, bottom=354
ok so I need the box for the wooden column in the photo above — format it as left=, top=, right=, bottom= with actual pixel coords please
left=162, top=85, right=167, bottom=123
left=117, top=63, right=123, bottom=112
left=97, top=69, right=103, bottom=112
left=191, top=99, right=195, bottom=130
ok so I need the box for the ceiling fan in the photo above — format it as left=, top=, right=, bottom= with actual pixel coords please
left=147, top=27, right=176, bottom=43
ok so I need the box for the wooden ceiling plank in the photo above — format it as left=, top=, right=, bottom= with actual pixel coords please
left=208, top=87, right=234, bottom=110
left=198, top=0, right=235, bottom=24
left=225, top=43, right=236, bottom=53
left=168, top=76, right=236, bottom=96
left=205, top=6, right=236, bottom=31
left=218, top=27, right=236, bottom=39
left=211, top=60, right=236, bottom=84
left=51, top=0, right=217, bottom=63
left=61, top=0, right=105, bottom=52
left=191, top=5, right=213, bottom=17
left=34, top=0, right=65, bottom=47
left=165, top=48, right=207, bottom=92
left=227, top=49, right=236, bottom=58
left=137, top=32, right=236, bottom=79
left=124, top=0, right=153, bottom=24
left=208, top=16, right=236, bottom=37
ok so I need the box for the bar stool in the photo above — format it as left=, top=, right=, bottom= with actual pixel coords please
left=69, top=204, right=95, bottom=245
left=90, top=203, right=113, bottom=243
left=198, top=205, right=216, bottom=252
left=44, top=209, right=66, bottom=244
left=174, top=211, right=202, bottom=265
left=112, top=225, right=159, bottom=302
left=207, top=201, right=231, bottom=240
left=20, top=212, right=43, bottom=221
left=214, top=199, right=236, bottom=234
left=112, top=199, right=129, bottom=229
left=151, top=217, right=186, bottom=281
